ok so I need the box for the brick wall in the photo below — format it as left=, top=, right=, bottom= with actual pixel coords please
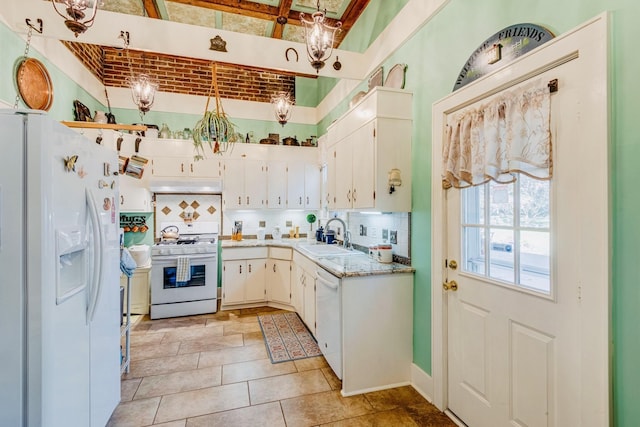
left=63, top=42, right=296, bottom=103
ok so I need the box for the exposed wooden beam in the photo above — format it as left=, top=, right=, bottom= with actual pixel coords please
left=169, top=0, right=280, bottom=21
left=142, top=0, right=162, bottom=19
left=271, top=0, right=293, bottom=39
left=334, top=0, right=370, bottom=45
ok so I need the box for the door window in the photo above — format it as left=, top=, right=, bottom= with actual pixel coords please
left=461, top=173, right=551, bottom=295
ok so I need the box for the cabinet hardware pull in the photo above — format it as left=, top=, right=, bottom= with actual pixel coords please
left=120, top=195, right=124, bottom=205
left=353, top=188, right=357, bottom=202
left=246, top=196, right=250, bottom=204
left=181, top=163, right=184, bottom=173
left=239, top=264, right=242, bottom=274
left=278, top=196, right=281, bottom=205
left=299, top=196, right=302, bottom=205
left=273, top=264, right=276, bottom=272
left=238, top=196, right=241, bottom=205
left=347, top=189, right=351, bottom=202
left=306, top=196, right=309, bottom=205
left=249, top=264, right=252, bottom=273
left=190, top=164, right=193, bottom=173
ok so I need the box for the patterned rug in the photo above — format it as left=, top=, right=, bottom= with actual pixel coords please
left=258, top=312, right=322, bottom=363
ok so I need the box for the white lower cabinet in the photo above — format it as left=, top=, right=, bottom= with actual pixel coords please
left=266, top=247, right=292, bottom=304
left=222, top=247, right=268, bottom=306
left=292, top=252, right=316, bottom=335
left=120, top=267, right=150, bottom=315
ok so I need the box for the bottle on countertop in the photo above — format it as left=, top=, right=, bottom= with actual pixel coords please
left=245, top=133, right=250, bottom=144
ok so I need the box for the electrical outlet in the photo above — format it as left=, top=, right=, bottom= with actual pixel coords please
left=259, top=220, right=266, bottom=228
left=390, top=230, right=397, bottom=244
left=382, top=229, right=389, bottom=240
left=286, top=220, right=292, bottom=227
left=359, top=224, right=367, bottom=236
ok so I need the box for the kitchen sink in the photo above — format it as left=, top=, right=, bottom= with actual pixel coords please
left=297, top=243, right=358, bottom=257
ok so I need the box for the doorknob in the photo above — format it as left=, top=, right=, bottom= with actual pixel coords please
left=443, top=280, right=458, bottom=291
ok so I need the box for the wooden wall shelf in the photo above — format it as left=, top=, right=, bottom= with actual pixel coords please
left=61, top=121, right=147, bottom=131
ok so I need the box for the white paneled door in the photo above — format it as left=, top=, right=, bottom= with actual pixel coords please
left=432, top=14, right=609, bottom=427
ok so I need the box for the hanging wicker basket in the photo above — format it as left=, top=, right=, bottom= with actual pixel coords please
left=193, top=63, right=238, bottom=159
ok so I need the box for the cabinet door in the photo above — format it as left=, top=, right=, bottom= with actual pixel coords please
left=123, top=270, right=150, bottom=315
left=292, top=265, right=305, bottom=315
left=303, top=272, right=316, bottom=335
left=268, top=259, right=291, bottom=304
left=222, top=260, right=245, bottom=305
left=245, top=259, right=267, bottom=302
left=190, top=158, right=222, bottom=178
left=304, top=164, right=321, bottom=209
left=152, top=156, right=188, bottom=177
left=267, top=161, right=287, bottom=209
left=244, top=160, right=266, bottom=209
left=223, top=159, right=246, bottom=209
left=287, top=162, right=305, bottom=209
left=334, top=141, right=352, bottom=209
left=119, top=182, right=151, bottom=212
left=352, top=123, right=375, bottom=209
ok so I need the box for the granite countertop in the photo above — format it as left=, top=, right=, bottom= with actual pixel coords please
left=220, top=238, right=415, bottom=278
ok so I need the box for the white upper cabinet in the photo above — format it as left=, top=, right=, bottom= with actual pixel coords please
left=223, top=158, right=267, bottom=210
left=287, top=162, right=306, bottom=209
left=304, top=164, right=321, bottom=209
left=324, top=87, right=412, bottom=212
left=267, top=161, right=288, bottom=209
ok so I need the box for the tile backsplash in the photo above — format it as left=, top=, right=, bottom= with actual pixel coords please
left=345, top=212, right=411, bottom=259
left=223, top=210, right=319, bottom=238
left=154, top=194, right=222, bottom=237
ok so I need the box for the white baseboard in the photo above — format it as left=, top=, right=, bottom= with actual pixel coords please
left=410, top=363, right=434, bottom=403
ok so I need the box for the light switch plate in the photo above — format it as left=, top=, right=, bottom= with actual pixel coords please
left=390, top=230, right=397, bottom=244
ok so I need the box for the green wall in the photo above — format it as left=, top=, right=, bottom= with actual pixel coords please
left=326, top=0, right=637, bottom=425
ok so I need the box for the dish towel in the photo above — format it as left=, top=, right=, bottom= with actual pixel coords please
left=120, top=248, right=137, bottom=278
left=176, top=256, right=191, bottom=282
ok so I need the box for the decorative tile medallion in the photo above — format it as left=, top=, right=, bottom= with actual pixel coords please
left=161, top=206, right=171, bottom=215
left=193, top=212, right=200, bottom=220
left=207, top=205, right=217, bottom=214
left=191, top=201, right=200, bottom=209
left=179, top=201, right=188, bottom=209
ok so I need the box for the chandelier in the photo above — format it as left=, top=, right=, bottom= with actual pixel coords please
left=300, top=1, right=342, bottom=72
left=271, top=92, right=294, bottom=126
left=51, top=0, right=99, bottom=38
left=119, top=31, right=158, bottom=119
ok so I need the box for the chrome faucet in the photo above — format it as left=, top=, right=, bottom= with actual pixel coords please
left=325, top=217, right=351, bottom=249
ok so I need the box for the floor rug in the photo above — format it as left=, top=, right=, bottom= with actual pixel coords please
left=258, top=312, right=322, bottom=363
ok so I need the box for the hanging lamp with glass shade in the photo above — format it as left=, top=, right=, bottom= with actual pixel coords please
left=51, top=0, right=99, bottom=37
left=119, top=31, right=159, bottom=119
left=271, top=91, right=294, bottom=126
left=300, top=0, right=342, bottom=72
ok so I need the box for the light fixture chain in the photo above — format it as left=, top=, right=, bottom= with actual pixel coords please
left=14, top=26, right=33, bottom=109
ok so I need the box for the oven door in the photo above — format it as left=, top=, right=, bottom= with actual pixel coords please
left=151, top=253, right=217, bottom=304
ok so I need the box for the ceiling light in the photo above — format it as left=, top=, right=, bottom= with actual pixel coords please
left=119, top=31, right=158, bottom=119
left=51, top=0, right=99, bottom=38
left=300, top=1, right=342, bottom=72
left=271, top=92, right=294, bottom=126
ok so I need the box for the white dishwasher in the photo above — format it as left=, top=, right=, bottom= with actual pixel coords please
left=315, top=268, right=342, bottom=379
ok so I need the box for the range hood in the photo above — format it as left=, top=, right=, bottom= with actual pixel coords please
left=149, top=178, right=222, bottom=194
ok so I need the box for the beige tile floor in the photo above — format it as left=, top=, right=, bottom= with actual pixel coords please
left=108, top=307, right=457, bottom=427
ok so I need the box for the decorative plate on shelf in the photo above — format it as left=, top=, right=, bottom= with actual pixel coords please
left=367, top=66, right=384, bottom=91
left=349, top=91, right=367, bottom=108
left=384, top=63, right=407, bottom=89
left=15, top=57, right=53, bottom=111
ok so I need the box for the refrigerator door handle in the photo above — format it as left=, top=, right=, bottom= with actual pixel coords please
left=86, top=188, right=104, bottom=323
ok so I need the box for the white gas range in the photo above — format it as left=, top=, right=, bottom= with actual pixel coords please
left=150, top=221, right=219, bottom=319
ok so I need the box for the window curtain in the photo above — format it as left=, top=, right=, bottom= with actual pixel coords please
left=442, top=81, right=552, bottom=189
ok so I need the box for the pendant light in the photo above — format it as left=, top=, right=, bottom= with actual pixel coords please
left=51, top=0, right=99, bottom=38
left=300, top=0, right=342, bottom=72
left=119, top=31, right=158, bottom=119
left=271, top=92, right=294, bottom=126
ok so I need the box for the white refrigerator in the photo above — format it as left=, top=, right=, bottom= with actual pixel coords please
left=0, top=110, right=121, bottom=426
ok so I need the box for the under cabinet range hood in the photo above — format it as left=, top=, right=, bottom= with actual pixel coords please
left=149, top=178, right=222, bottom=194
